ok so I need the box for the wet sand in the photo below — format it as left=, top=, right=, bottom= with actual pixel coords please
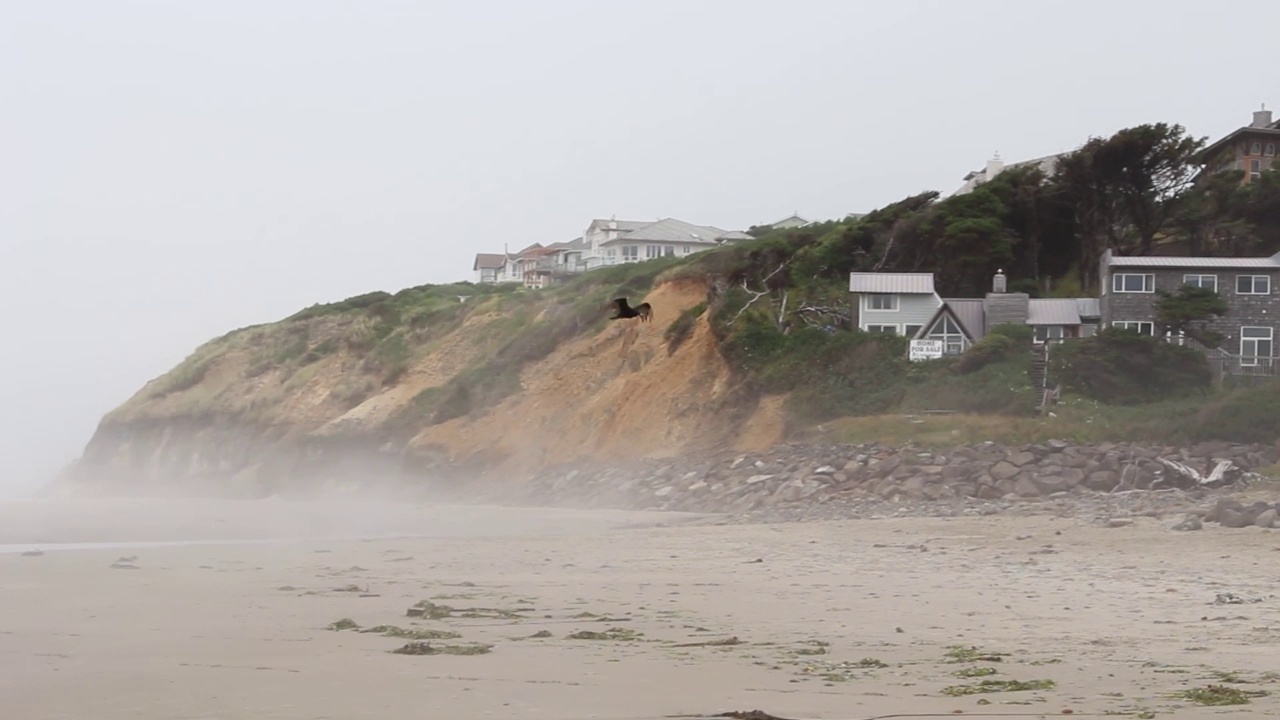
left=2, top=498, right=1279, bottom=719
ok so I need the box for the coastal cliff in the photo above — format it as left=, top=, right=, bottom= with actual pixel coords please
left=64, top=265, right=786, bottom=497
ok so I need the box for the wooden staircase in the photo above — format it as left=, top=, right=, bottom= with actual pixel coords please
left=1030, top=342, right=1059, bottom=415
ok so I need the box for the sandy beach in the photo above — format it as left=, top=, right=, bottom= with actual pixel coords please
left=2, top=498, right=1279, bottom=720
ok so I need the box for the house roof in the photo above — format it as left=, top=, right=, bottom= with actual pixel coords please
left=1201, top=125, right=1280, bottom=159
left=941, top=299, right=985, bottom=339
left=849, top=272, right=936, bottom=294
left=600, top=217, right=740, bottom=245
left=1105, top=252, right=1280, bottom=269
left=1027, top=299, right=1082, bottom=326
left=587, top=218, right=650, bottom=234
left=473, top=253, right=506, bottom=270
left=962, top=151, right=1070, bottom=182
left=768, top=213, right=810, bottom=226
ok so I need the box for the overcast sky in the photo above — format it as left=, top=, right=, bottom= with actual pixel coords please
left=1, top=0, right=1276, bottom=495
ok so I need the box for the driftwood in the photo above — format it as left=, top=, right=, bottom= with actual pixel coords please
left=1153, top=457, right=1250, bottom=490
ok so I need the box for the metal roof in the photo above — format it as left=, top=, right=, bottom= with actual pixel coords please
left=1027, top=299, right=1082, bottom=326
left=473, top=253, right=506, bottom=270
left=1106, top=253, right=1280, bottom=269
left=600, top=217, right=739, bottom=245
left=942, top=299, right=986, bottom=339
left=849, top=272, right=936, bottom=294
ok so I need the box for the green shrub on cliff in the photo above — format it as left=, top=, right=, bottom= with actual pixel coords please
left=1051, top=327, right=1211, bottom=405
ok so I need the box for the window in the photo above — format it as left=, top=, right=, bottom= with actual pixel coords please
left=682, top=245, right=691, bottom=254
left=1113, top=273, right=1154, bottom=293
left=621, top=245, right=639, bottom=260
left=866, top=294, right=899, bottom=311
left=903, top=324, right=923, bottom=338
left=1240, top=326, right=1274, bottom=366
left=1267, top=144, right=1276, bottom=157
left=1237, top=275, right=1271, bottom=294
left=645, top=245, right=661, bottom=259
left=1250, top=159, right=1263, bottom=181
left=1111, top=321, right=1154, bottom=335
left=925, top=314, right=967, bottom=355
left=663, top=246, right=675, bottom=257
left=1183, top=274, right=1217, bottom=292
left=1034, top=325, right=1065, bottom=343
left=866, top=324, right=898, bottom=335
left=1164, top=329, right=1186, bottom=346
left=1251, top=142, right=1263, bottom=155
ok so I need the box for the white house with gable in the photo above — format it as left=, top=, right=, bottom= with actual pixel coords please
left=585, top=217, right=752, bottom=268
left=848, top=272, right=945, bottom=339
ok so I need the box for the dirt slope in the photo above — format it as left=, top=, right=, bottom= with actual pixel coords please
left=74, top=278, right=785, bottom=491
left=413, top=279, right=782, bottom=476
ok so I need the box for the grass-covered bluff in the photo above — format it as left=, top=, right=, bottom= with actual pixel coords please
left=117, top=219, right=1279, bottom=452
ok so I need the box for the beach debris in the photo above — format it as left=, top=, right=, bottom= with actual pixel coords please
left=672, top=636, right=742, bottom=648
left=359, top=625, right=461, bottom=640
left=390, top=641, right=492, bottom=656
left=327, top=618, right=360, bottom=631
left=566, top=627, right=641, bottom=641
left=1212, top=592, right=1266, bottom=605
left=789, top=640, right=830, bottom=656
left=944, top=644, right=1009, bottom=663
left=1171, top=514, right=1203, bottom=531
left=405, top=599, right=527, bottom=620
left=941, top=678, right=1056, bottom=696
left=1176, top=684, right=1269, bottom=705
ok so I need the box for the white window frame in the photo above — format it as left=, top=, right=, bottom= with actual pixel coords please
left=663, top=245, right=675, bottom=257
left=1236, top=275, right=1271, bottom=295
left=1113, top=273, right=1155, bottom=293
left=1034, top=325, right=1066, bottom=344
left=866, top=324, right=898, bottom=335
left=1183, top=274, right=1217, bottom=292
left=903, top=324, right=923, bottom=339
left=1267, top=143, right=1276, bottom=157
left=1111, top=321, right=1155, bottom=335
left=1164, top=329, right=1186, bottom=346
left=866, top=294, right=899, bottom=311
left=924, top=314, right=967, bottom=355
left=621, top=245, right=639, bottom=261
left=645, top=245, right=662, bottom=259
left=1251, top=142, right=1263, bottom=155
left=1240, top=326, right=1274, bottom=366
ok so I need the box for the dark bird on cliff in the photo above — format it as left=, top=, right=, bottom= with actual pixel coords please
left=610, top=297, right=652, bottom=323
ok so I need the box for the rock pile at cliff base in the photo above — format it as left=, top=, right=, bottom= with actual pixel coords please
left=501, top=439, right=1278, bottom=525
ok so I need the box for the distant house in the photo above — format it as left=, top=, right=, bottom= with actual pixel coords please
left=471, top=214, right=754, bottom=284
left=764, top=213, right=812, bottom=230
left=848, top=272, right=944, bottom=340
left=1099, top=248, right=1280, bottom=371
left=848, top=270, right=1100, bottom=357
left=1201, top=105, right=1280, bottom=186
left=472, top=253, right=507, bottom=284
left=586, top=217, right=752, bottom=269
left=954, top=151, right=1069, bottom=196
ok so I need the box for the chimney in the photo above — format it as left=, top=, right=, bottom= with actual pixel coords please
left=1252, top=104, right=1273, bottom=128
left=985, top=152, right=1004, bottom=180
left=992, top=268, right=1007, bottom=294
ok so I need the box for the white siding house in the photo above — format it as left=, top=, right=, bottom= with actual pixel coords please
left=589, top=217, right=752, bottom=268
left=848, top=272, right=944, bottom=337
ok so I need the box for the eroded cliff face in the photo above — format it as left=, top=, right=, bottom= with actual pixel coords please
left=65, top=277, right=786, bottom=497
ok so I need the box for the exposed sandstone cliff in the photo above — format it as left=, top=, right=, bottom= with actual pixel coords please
left=65, top=271, right=786, bottom=497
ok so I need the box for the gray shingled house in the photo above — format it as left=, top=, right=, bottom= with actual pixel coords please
left=1099, top=248, right=1280, bottom=373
